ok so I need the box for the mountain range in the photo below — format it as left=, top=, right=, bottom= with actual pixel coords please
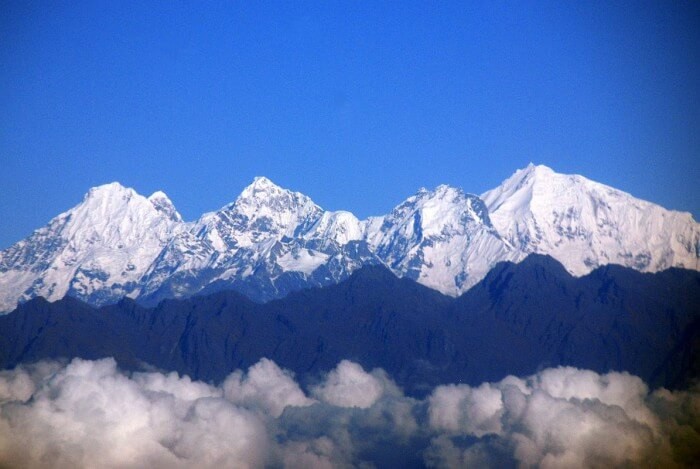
left=1, top=164, right=697, bottom=313
left=1, top=163, right=699, bottom=467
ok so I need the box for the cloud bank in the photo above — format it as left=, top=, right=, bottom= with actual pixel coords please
left=0, top=358, right=698, bottom=468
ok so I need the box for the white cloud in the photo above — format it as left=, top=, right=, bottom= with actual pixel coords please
left=311, top=360, right=391, bottom=409
left=0, top=358, right=697, bottom=468
left=222, top=358, right=315, bottom=417
left=280, top=438, right=340, bottom=469
left=425, top=366, right=697, bottom=468
left=428, top=382, right=504, bottom=436
left=0, top=358, right=270, bottom=469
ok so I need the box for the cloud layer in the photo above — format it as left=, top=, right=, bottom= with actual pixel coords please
left=0, top=358, right=698, bottom=468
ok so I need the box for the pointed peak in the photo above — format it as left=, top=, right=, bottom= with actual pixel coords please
left=412, top=184, right=452, bottom=197
left=148, top=190, right=170, bottom=201
left=79, top=183, right=182, bottom=222
left=236, top=176, right=289, bottom=200
left=489, top=164, right=558, bottom=194
left=400, top=184, right=486, bottom=216
left=250, top=176, right=282, bottom=190
left=85, top=182, right=135, bottom=201
left=88, top=181, right=129, bottom=193
left=416, top=183, right=474, bottom=201
left=434, top=183, right=463, bottom=194
left=520, top=163, right=554, bottom=176
left=148, top=190, right=182, bottom=222
left=227, top=176, right=320, bottom=216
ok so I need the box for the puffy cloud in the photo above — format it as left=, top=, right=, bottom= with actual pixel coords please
left=0, top=358, right=697, bottom=468
left=280, top=437, right=339, bottom=469
left=311, top=360, right=391, bottom=408
left=0, top=358, right=270, bottom=468
left=428, top=382, right=505, bottom=436
left=425, top=367, right=696, bottom=468
left=0, top=360, right=66, bottom=403
left=222, top=358, right=315, bottom=417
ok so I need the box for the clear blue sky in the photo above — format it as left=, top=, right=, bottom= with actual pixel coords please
left=1, top=1, right=698, bottom=249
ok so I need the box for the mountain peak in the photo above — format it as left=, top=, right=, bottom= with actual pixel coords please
left=482, top=164, right=699, bottom=276
left=85, top=182, right=134, bottom=200
left=248, top=176, right=283, bottom=192
left=233, top=176, right=315, bottom=207
left=148, top=191, right=182, bottom=222
left=412, top=184, right=489, bottom=226
left=232, top=176, right=300, bottom=208
left=148, top=190, right=169, bottom=201
left=0, top=180, right=184, bottom=313
left=81, top=183, right=184, bottom=223
left=91, top=181, right=129, bottom=191
left=433, top=183, right=463, bottom=195
left=199, top=177, right=324, bottom=249
left=519, top=163, right=555, bottom=178
left=408, top=184, right=466, bottom=205
left=481, top=164, right=565, bottom=214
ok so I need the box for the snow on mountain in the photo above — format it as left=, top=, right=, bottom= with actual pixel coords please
left=0, top=183, right=184, bottom=312
left=276, top=249, right=330, bottom=274
left=482, top=164, right=699, bottom=275
left=365, top=184, right=522, bottom=295
left=304, top=211, right=364, bottom=247
left=136, top=177, right=378, bottom=304
left=211, top=176, right=325, bottom=250
left=1, top=166, right=697, bottom=312
left=148, top=191, right=183, bottom=222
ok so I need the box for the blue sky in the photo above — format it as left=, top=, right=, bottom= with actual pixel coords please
left=1, top=1, right=698, bottom=249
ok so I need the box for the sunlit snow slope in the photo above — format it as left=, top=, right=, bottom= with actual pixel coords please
left=482, top=164, right=699, bottom=275
left=0, top=183, right=183, bottom=312
left=0, top=165, right=697, bottom=312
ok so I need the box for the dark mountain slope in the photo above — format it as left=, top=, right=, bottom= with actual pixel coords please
left=450, top=255, right=700, bottom=387
left=1, top=255, right=698, bottom=395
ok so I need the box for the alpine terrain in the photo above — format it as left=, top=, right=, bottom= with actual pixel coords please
left=0, top=164, right=697, bottom=312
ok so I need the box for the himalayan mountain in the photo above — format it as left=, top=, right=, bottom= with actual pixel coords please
left=0, top=164, right=698, bottom=314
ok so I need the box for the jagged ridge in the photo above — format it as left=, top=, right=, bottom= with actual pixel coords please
left=0, top=165, right=697, bottom=312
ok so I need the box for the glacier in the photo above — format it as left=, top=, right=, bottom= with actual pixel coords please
left=0, top=164, right=697, bottom=312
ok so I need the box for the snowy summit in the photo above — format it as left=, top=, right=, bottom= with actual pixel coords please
left=0, top=166, right=697, bottom=312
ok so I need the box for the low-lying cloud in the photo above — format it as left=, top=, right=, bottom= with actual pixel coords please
left=0, top=358, right=697, bottom=468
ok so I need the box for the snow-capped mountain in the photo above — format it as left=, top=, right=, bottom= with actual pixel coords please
left=135, top=177, right=379, bottom=304
left=0, top=165, right=697, bottom=313
left=482, top=164, right=699, bottom=275
left=364, top=185, right=522, bottom=295
left=0, top=183, right=184, bottom=312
